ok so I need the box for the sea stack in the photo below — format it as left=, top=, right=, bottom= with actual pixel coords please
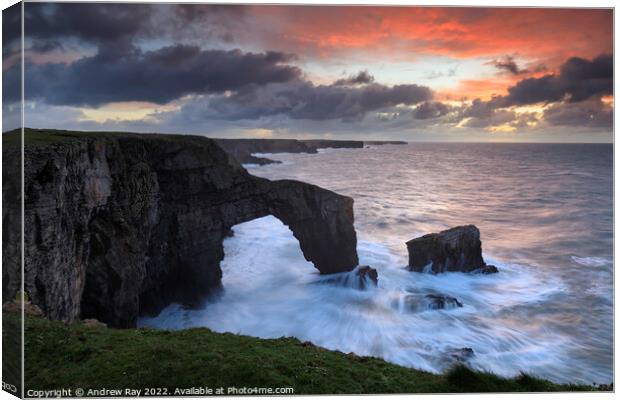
left=406, top=225, right=498, bottom=274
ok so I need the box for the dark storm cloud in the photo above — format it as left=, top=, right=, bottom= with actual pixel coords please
left=333, top=71, right=375, bottom=86
left=13, top=46, right=301, bottom=106
left=2, top=3, right=22, bottom=54
left=192, top=80, right=433, bottom=121
left=501, top=54, right=612, bottom=106
left=22, top=3, right=153, bottom=46
left=455, top=54, right=613, bottom=129
left=460, top=109, right=517, bottom=128
left=8, top=3, right=248, bottom=59
left=543, top=98, right=613, bottom=128
left=454, top=98, right=518, bottom=128
left=413, top=101, right=452, bottom=119
left=174, top=3, right=248, bottom=22
left=460, top=98, right=498, bottom=119
left=1, top=3, right=156, bottom=64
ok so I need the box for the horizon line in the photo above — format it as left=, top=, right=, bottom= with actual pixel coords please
left=4, top=127, right=614, bottom=145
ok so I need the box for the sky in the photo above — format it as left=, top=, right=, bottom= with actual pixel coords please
left=2, top=3, right=614, bottom=142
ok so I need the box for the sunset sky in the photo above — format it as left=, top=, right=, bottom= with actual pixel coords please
left=2, top=3, right=614, bottom=142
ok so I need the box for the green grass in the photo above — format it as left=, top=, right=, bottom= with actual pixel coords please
left=3, top=128, right=114, bottom=148
left=2, top=128, right=212, bottom=149
left=6, top=313, right=600, bottom=395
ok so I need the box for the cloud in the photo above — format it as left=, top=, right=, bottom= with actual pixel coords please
left=489, top=56, right=525, bottom=75
left=4, top=4, right=612, bottom=139
left=501, top=54, right=612, bottom=106
left=11, top=46, right=301, bottom=107
left=17, top=3, right=154, bottom=59
left=6, top=3, right=249, bottom=67
left=453, top=54, right=613, bottom=130
left=24, top=3, right=153, bottom=43
left=198, top=80, right=433, bottom=122
left=461, top=98, right=499, bottom=119
left=243, top=7, right=612, bottom=63
left=2, top=3, right=22, bottom=57
left=413, top=101, right=452, bottom=119
left=333, top=71, right=375, bottom=86
left=488, top=56, right=546, bottom=76
left=543, top=97, right=613, bottom=128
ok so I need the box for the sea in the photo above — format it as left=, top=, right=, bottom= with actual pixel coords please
left=139, top=142, right=613, bottom=385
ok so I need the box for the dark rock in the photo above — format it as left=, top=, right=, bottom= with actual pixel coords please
left=214, top=138, right=402, bottom=166
left=319, top=265, right=378, bottom=290
left=363, top=140, right=407, bottom=145
left=214, top=138, right=363, bottom=165
left=473, top=265, right=499, bottom=274
left=448, top=347, right=475, bottom=362
left=424, top=294, right=463, bottom=309
left=3, top=129, right=360, bottom=328
left=397, top=293, right=463, bottom=313
left=301, top=139, right=364, bottom=151
left=356, top=266, right=378, bottom=289
left=406, top=225, right=497, bottom=274
left=240, top=154, right=282, bottom=166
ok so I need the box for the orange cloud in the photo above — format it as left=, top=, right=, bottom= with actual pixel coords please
left=246, top=6, right=612, bottom=64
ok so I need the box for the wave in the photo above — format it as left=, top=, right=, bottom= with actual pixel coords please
left=138, top=215, right=611, bottom=384
left=570, top=256, right=611, bottom=267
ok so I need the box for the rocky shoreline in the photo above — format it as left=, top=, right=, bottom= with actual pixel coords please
left=214, top=138, right=406, bottom=165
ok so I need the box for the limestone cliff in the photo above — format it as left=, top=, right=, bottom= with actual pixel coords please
left=2, top=129, right=359, bottom=328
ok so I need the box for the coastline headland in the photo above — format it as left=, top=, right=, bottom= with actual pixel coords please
left=214, top=138, right=406, bottom=165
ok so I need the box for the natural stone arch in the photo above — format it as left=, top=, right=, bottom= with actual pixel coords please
left=222, top=178, right=359, bottom=275
left=7, top=130, right=360, bottom=328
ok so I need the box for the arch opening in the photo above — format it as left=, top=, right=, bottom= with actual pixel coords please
left=221, top=215, right=317, bottom=290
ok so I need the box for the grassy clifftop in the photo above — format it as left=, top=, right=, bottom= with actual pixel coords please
left=9, top=313, right=600, bottom=395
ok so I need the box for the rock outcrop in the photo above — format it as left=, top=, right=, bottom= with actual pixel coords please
left=3, top=129, right=360, bottom=328
left=424, top=294, right=463, bottom=309
left=356, top=266, right=378, bottom=289
left=214, top=138, right=405, bottom=165
left=406, top=225, right=497, bottom=274
left=214, top=138, right=364, bottom=165
left=318, top=265, right=378, bottom=290
left=396, top=293, right=463, bottom=313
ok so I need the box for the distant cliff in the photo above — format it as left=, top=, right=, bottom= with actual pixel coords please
left=214, top=138, right=406, bottom=165
left=2, top=129, right=359, bottom=328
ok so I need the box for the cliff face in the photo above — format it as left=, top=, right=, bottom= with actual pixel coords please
left=3, top=129, right=359, bottom=328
